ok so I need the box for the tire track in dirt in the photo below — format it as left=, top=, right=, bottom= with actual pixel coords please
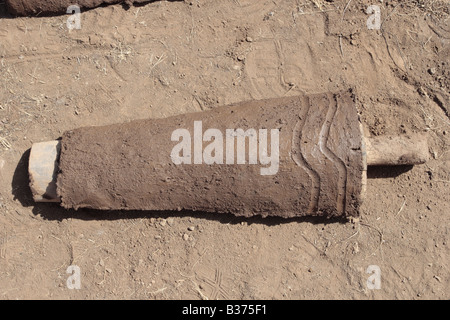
left=195, top=267, right=231, bottom=300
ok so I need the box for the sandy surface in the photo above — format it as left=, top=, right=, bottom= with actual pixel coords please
left=0, top=0, right=448, bottom=299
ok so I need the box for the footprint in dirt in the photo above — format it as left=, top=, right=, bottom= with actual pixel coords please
left=245, top=38, right=318, bottom=99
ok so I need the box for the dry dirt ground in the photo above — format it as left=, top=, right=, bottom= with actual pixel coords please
left=0, top=0, right=448, bottom=299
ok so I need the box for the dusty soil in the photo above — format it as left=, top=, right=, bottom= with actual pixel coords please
left=0, top=0, right=448, bottom=299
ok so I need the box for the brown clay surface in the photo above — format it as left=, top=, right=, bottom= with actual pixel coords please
left=0, top=0, right=448, bottom=299
left=5, top=0, right=151, bottom=16
left=57, top=91, right=364, bottom=218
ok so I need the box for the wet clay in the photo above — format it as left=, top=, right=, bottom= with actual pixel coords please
left=57, top=91, right=365, bottom=218
left=5, top=0, right=151, bottom=16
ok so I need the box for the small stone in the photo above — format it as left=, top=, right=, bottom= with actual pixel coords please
left=428, top=68, right=436, bottom=75
left=182, top=233, right=189, bottom=241
left=167, top=217, right=175, bottom=226
left=246, top=36, right=253, bottom=42
left=237, top=55, right=245, bottom=61
left=188, top=226, right=195, bottom=231
left=99, top=259, right=105, bottom=267
left=159, top=219, right=167, bottom=227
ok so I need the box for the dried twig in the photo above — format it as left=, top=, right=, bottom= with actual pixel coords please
left=396, top=199, right=407, bottom=217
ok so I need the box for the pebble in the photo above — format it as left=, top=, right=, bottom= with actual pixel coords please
left=159, top=219, right=167, bottom=227
left=182, top=233, right=189, bottom=241
left=167, top=217, right=175, bottom=226
left=188, top=226, right=195, bottom=231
